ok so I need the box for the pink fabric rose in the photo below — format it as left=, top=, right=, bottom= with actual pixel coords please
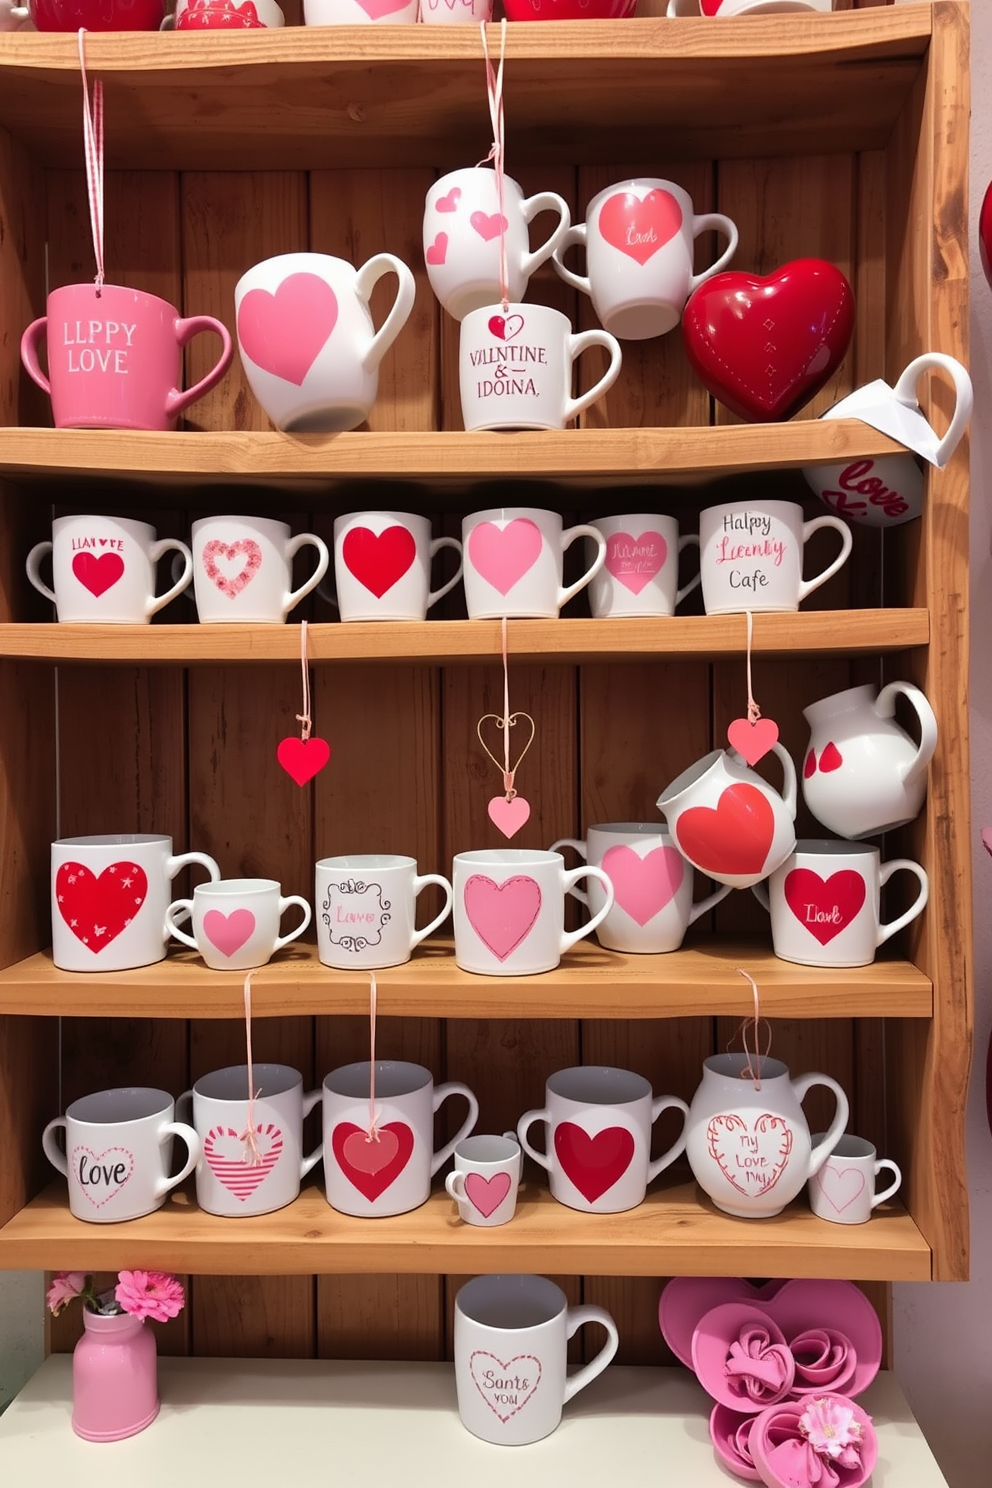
left=114, top=1270, right=185, bottom=1322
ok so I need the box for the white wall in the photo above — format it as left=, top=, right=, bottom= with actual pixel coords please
left=0, top=1272, right=43, bottom=1413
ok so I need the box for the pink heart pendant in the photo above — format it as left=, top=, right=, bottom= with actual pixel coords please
left=488, top=795, right=531, bottom=839
left=727, top=716, right=780, bottom=766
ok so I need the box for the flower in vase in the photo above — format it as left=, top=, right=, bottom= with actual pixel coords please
left=115, top=1270, right=186, bottom=1323
left=46, top=1271, right=89, bottom=1316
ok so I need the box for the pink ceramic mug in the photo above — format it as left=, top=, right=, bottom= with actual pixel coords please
left=21, top=283, right=233, bottom=432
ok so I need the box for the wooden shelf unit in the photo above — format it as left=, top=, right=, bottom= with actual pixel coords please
left=0, top=3, right=972, bottom=1372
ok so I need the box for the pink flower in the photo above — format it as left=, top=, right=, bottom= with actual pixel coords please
left=800, top=1397, right=864, bottom=1461
left=46, top=1271, right=88, bottom=1316
left=114, top=1270, right=185, bottom=1323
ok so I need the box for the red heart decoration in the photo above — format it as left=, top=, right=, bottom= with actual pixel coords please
left=237, top=272, right=338, bottom=387
left=727, top=716, right=780, bottom=767
left=981, top=180, right=992, bottom=292
left=803, top=748, right=817, bottom=780
left=682, top=258, right=855, bottom=422
left=341, top=526, right=416, bottom=599
left=331, top=1121, right=415, bottom=1201
left=425, top=231, right=448, bottom=266
left=55, top=861, right=149, bottom=950
left=71, top=551, right=124, bottom=597
left=554, top=1122, right=635, bottom=1204
left=784, top=868, right=866, bottom=946
left=675, top=783, right=775, bottom=879
left=277, top=736, right=331, bottom=785
left=597, top=188, right=683, bottom=266
left=820, top=741, right=843, bottom=772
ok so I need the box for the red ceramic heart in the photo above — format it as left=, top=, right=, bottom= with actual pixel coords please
left=682, top=259, right=855, bottom=422
left=980, top=180, right=992, bottom=292
left=71, top=551, right=125, bottom=597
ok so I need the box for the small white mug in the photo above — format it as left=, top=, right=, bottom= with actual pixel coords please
left=420, top=0, right=490, bottom=20
left=459, top=303, right=622, bottom=432
left=586, top=514, right=700, bottom=618
left=190, top=515, right=329, bottom=623
left=165, top=878, right=312, bottom=971
left=315, top=854, right=454, bottom=970
left=462, top=506, right=606, bottom=620
left=331, top=511, right=463, bottom=622
left=698, top=497, right=853, bottom=615
left=26, top=515, right=192, bottom=623
left=808, top=1132, right=902, bottom=1225
left=445, top=1133, right=521, bottom=1227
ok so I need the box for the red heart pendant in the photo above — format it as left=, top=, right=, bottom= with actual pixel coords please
left=682, top=258, right=855, bottom=422
left=277, top=736, right=331, bottom=785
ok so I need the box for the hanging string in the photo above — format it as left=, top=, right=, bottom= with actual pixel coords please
left=744, top=610, right=761, bottom=725
left=239, top=971, right=263, bottom=1166
left=479, top=19, right=509, bottom=311
left=500, top=615, right=514, bottom=798
left=296, top=619, right=312, bottom=742
left=364, top=971, right=380, bottom=1143
left=727, top=968, right=772, bottom=1091
left=77, top=30, right=105, bottom=294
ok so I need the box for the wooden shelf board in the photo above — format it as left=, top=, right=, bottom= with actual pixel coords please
left=0, top=611, right=929, bottom=665
left=0, top=422, right=907, bottom=492
left=0, top=1178, right=932, bottom=1281
left=0, top=14, right=930, bottom=170
left=0, top=941, right=933, bottom=1020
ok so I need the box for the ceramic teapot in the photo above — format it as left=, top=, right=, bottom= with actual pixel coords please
left=801, top=681, right=938, bottom=839
left=684, top=1053, right=849, bottom=1219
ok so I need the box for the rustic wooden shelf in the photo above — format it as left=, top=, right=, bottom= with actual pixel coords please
left=0, top=941, right=932, bottom=1020
left=0, top=13, right=930, bottom=171
left=0, top=1178, right=932, bottom=1281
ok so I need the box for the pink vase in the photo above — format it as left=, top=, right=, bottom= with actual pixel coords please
left=72, top=1310, right=159, bottom=1442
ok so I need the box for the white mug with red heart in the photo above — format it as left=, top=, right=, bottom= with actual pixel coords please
left=165, top=878, right=312, bottom=971
left=315, top=854, right=454, bottom=970
left=517, top=1066, right=689, bottom=1214
left=322, top=1060, right=479, bottom=1217
left=462, top=506, right=607, bottom=619
left=51, top=833, right=222, bottom=973
left=332, top=511, right=463, bottom=621
left=752, top=840, right=929, bottom=968
left=234, top=250, right=416, bottom=431
left=552, top=178, right=738, bottom=340
left=551, top=824, right=731, bottom=954
left=585, top=514, right=700, bottom=618
left=190, top=515, right=329, bottom=623
left=444, top=1133, right=521, bottom=1227
left=26, top=515, right=193, bottom=623
left=423, top=167, right=570, bottom=321
left=42, top=1087, right=200, bottom=1224
left=179, top=1064, right=321, bottom=1218
left=698, top=498, right=853, bottom=614
left=808, top=1133, right=902, bottom=1226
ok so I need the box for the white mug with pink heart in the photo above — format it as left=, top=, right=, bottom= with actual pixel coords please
left=331, top=511, right=463, bottom=622
left=51, top=833, right=221, bottom=973
left=26, top=515, right=193, bottom=624
left=752, top=839, right=928, bottom=968
left=444, top=1132, right=521, bottom=1227
left=424, top=167, right=570, bottom=321
left=551, top=824, right=731, bottom=954
left=322, top=1059, right=479, bottom=1217
left=517, top=1066, right=689, bottom=1214
left=462, top=506, right=607, bottom=619
left=808, top=1132, right=902, bottom=1226
left=304, top=0, right=417, bottom=20
left=165, top=878, right=312, bottom=971
left=586, top=513, right=701, bottom=618
left=667, top=0, right=832, bottom=14
left=43, top=1086, right=201, bottom=1224
left=552, top=178, right=737, bottom=340
left=179, top=1064, right=321, bottom=1218
left=190, top=515, right=329, bottom=623
left=452, top=848, right=615, bottom=976
left=235, top=250, right=416, bottom=431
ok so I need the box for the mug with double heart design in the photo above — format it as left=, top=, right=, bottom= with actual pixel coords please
left=190, top=515, right=329, bottom=623
left=331, top=511, right=463, bottom=621
left=517, top=1066, right=689, bottom=1214
left=26, top=514, right=193, bottom=624
left=461, top=507, right=607, bottom=619
left=585, top=514, right=701, bottom=618
left=165, top=878, right=312, bottom=971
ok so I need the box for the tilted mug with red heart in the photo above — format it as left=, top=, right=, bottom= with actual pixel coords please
left=190, top=515, right=329, bottom=623
left=331, top=511, right=463, bottom=621
left=586, top=513, right=701, bottom=618
left=26, top=515, right=193, bottom=624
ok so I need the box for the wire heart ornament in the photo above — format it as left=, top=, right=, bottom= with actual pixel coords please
left=477, top=710, right=535, bottom=839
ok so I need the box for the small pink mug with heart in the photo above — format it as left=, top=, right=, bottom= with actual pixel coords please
left=165, top=878, right=312, bottom=971
left=190, top=514, right=329, bottom=623
left=586, top=513, right=701, bottom=618
left=27, top=514, right=193, bottom=624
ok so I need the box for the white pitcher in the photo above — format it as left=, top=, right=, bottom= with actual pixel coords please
left=685, top=1053, right=849, bottom=1219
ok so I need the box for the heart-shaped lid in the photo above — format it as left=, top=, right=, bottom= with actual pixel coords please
left=659, top=1277, right=786, bottom=1368
left=748, top=1396, right=878, bottom=1488
left=692, top=1303, right=795, bottom=1414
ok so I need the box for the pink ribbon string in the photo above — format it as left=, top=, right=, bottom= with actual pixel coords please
left=365, top=971, right=380, bottom=1142
left=744, top=610, right=762, bottom=724
left=76, top=29, right=105, bottom=294
left=296, top=619, right=312, bottom=742
left=239, top=971, right=263, bottom=1166
left=734, top=967, right=771, bottom=1090
left=479, top=19, right=509, bottom=312
left=500, top=615, right=515, bottom=800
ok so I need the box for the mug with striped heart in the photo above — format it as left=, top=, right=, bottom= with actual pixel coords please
left=331, top=511, right=463, bottom=621
left=165, top=878, right=311, bottom=971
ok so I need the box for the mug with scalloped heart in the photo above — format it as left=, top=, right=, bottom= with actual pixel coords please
left=165, top=878, right=312, bottom=971
left=190, top=515, right=329, bottom=623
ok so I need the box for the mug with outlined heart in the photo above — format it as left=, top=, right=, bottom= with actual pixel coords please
left=585, top=513, right=701, bottom=618
left=26, top=515, right=192, bottom=624
left=190, top=515, right=329, bottom=623
left=332, top=511, right=463, bottom=621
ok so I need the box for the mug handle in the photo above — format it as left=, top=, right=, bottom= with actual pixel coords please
left=426, top=537, right=463, bottom=610
left=274, top=895, right=312, bottom=952
left=516, top=1107, right=551, bottom=1172
left=892, top=352, right=974, bottom=468
left=562, top=331, right=623, bottom=427
left=167, top=851, right=221, bottom=884
left=356, top=253, right=417, bottom=374
left=147, top=538, right=193, bottom=618
left=42, top=1117, right=68, bottom=1177
left=25, top=542, right=57, bottom=605
left=562, top=1305, right=620, bottom=1404
left=550, top=222, right=591, bottom=297
left=876, top=859, right=929, bottom=945
left=410, top=873, right=454, bottom=947
left=687, top=880, right=733, bottom=925
left=646, top=1096, right=690, bottom=1181
left=797, top=514, right=854, bottom=602
left=872, top=1158, right=902, bottom=1208
left=429, top=1082, right=479, bottom=1176
left=166, top=316, right=234, bottom=418
left=560, top=865, right=615, bottom=954
left=688, top=213, right=739, bottom=294
left=793, top=1072, right=850, bottom=1178
left=549, top=839, right=589, bottom=907
left=283, top=534, right=331, bottom=615
left=444, top=1170, right=468, bottom=1203
left=20, top=317, right=51, bottom=396
left=675, top=534, right=702, bottom=608
left=164, top=898, right=199, bottom=950
left=521, top=190, right=572, bottom=279
left=558, top=525, right=608, bottom=609
left=155, top=1121, right=201, bottom=1198
left=875, top=680, right=939, bottom=789
left=176, top=1089, right=193, bottom=1125
left=300, top=1087, right=324, bottom=1179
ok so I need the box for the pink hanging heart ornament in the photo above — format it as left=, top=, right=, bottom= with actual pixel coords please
left=728, top=715, right=780, bottom=766
left=277, top=736, right=331, bottom=786
left=488, top=794, right=531, bottom=839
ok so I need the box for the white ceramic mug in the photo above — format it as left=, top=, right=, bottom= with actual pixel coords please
left=43, top=1087, right=200, bottom=1223
left=235, top=251, right=416, bottom=431
left=551, top=824, right=732, bottom=954
left=586, top=514, right=700, bottom=618
left=315, top=854, right=453, bottom=970
left=452, top=849, right=615, bottom=976
left=51, top=833, right=221, bottom=973
left=454, top=1274, right=619, bottom=1446
left=26, top=515, right=192, bottom=623
left=304, top=0, right=418, bottom=19
left=424, top=168, right=570, bottom=321
left=322, top=1060, right=478, bottom=1217
left=444, top=1133, right=521, bottom=1227
left=698, top=498, right=853, bottom=615
left=667, top=0, right=831, bottom=12
left=753, top=840, right=928, bottom=968
left=461, top=506, right=607, bottom=619
left=165, top=878, right=312, bottom=971
left=420, top=0, right=490, bottom=21
left=518, top=1065, right=689, bottom=1214
left=459, top=303, right=622, bottom=432
left=179, top=1064, right=321, bottom=1218
left=808, top=1132, right=902, bottom=1225
left=190, top=515, right=329, bottom=623
left=167, top=0, right=285, bottom=25
left=331, top=511, right=463, bottom=621
left=552, top=178, right=738, bottom=340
